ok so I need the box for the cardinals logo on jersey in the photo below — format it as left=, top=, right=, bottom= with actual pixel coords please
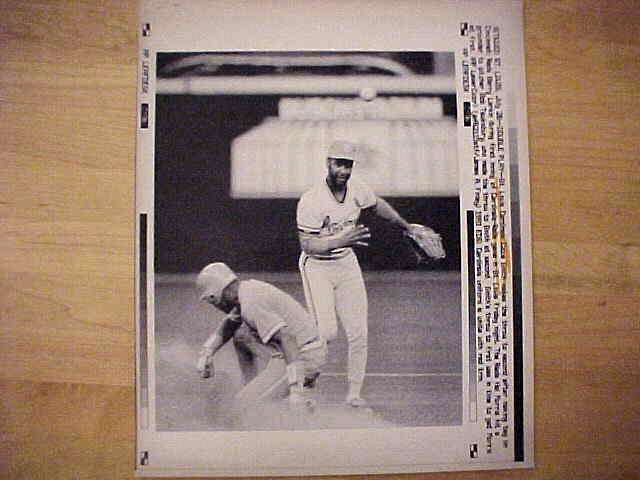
left=319, top=216, right=356, bottom=236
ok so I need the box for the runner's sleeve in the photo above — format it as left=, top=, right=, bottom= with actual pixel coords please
left=248, top=305, right=287, bottom=343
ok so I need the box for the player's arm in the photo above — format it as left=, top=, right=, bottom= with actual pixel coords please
left=374, top=197, right=444, bottom=261
left=251, top=307, right=301, bottom=371
left=297, top=193, right=370, bottom=255
left=271, top=328, right=308, bottom=402
left=298, top=227, right=371, bottom=255
left=197, top=309, right=241, bottom=376
left=271, top=328, right=300, bottom=365
left=373, top=196, right=412, bottom=231
left=202, top=313, right=241, bottom=354
left=253, top=299, right=315, bottom=408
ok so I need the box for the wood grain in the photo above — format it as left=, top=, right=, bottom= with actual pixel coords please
left=1, top=0, right=639, bottom=478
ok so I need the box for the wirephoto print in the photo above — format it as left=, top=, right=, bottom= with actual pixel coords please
left=135, top=1, right=534, bottom=476
left=154, top=51, right=462, bottom=433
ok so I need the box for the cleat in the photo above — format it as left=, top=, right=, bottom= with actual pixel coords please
left=346, top=396, right=369, bottom=408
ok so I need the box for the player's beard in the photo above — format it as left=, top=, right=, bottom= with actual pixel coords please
left=328, top=171, right=350, bottom=188
left=336, top=174, right=349, bottom=186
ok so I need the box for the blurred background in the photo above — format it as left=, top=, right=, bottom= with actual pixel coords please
left=154, top=51, right=460, bottom=273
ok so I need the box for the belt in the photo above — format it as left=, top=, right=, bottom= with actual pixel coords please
left=306, top=250, right=352, bottom=261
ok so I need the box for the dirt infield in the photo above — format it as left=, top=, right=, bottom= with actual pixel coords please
left=154, top=271, right=461, bottom=431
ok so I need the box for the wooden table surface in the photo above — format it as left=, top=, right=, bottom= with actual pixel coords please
left=1, top=1, right=638, bottom=478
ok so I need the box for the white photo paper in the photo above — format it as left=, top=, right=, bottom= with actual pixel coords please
left=135, top=0, right=534, bottom=475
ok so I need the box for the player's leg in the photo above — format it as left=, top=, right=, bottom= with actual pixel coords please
left=233, top=355, right=288, bottom=411
left=334, top=256, right=369, bottom=406
left=299, top=254, right=339, bottom=341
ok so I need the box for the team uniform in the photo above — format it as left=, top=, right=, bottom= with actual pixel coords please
left=225, top=279, right=327, bottom=406
left=297, top=178, right=377, bottom=400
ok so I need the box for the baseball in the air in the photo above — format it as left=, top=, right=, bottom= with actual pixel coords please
left=359, top=87, right=377, bottom=102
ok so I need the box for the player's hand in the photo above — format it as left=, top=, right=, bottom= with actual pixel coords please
left=336, top=225, right=371, bottom=248
left=196, top=347, right=214, bottom=378
left=288, top=391, right=316, bottom=412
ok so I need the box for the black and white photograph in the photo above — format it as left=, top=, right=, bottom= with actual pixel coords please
left=152, top=51, right=462, bottom=432
left=135, top=1, right=534, bottom=475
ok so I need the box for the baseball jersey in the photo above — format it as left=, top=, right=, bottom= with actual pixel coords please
left=237, top=279, right=318, bottom=347
left=297, top=178, right=377, bottom=259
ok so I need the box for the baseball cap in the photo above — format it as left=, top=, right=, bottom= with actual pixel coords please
left=327, top=140, right=358, bottom=162
left=196, top=262, right=238, bottom=302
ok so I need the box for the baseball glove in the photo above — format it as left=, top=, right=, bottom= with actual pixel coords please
left=404, top=224, right=446, bottom=263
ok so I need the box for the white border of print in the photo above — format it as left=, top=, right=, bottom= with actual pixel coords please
left=135, top=0, right=533, bottom=476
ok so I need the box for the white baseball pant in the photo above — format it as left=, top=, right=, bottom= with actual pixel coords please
left=232, top=326, right=327, bottom=409
left=299, top=250, right=368, bottom=399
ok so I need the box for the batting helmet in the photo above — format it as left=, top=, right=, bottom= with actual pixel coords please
left=196, top=262, right=238, bottom=302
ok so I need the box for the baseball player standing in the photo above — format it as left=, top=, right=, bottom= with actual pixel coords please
left=296, top=140, right=416, bottom=408
left=195, top=262, right=327, bottom=410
